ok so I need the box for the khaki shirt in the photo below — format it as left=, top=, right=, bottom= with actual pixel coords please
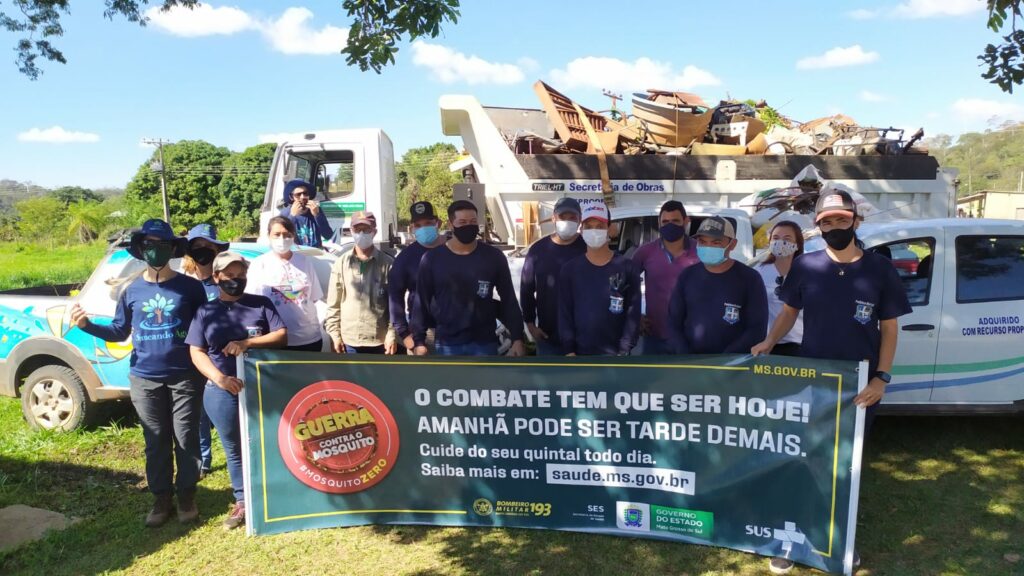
left=325, top=249, right=396, bottom=347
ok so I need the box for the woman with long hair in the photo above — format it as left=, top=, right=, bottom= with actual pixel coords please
left=755, top=221, right=805, bottom=356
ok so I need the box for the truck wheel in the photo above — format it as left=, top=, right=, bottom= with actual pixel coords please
left=20, top=365, right=91, bottom=431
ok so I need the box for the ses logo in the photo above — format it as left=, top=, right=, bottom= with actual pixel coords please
left=616, top=501, right=650, bottom=532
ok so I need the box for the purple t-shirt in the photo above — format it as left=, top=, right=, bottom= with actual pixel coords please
left=780, top=250, right=911, bottom=373
left=558, top=254, right=642, bottom=355
left=520, top=235, right=587, bottom=345
left=668, top=262, right=768, bottom=354
left=632, top=238, right=700, bottom=339
left=186, top=294, right=285, bottom=378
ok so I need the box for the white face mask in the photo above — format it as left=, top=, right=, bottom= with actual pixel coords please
left=353, top=231, right=375, bottom=250
left=581, top=229, right=608, bottom=248
left=270, top=237, right=294, bottom=255
left=769, top=239, right=799, bottom=258
left=555, top=220, right=579, bottom=240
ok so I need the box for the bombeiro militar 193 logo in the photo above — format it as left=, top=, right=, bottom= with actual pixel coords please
left=278, top=380, right=400, bottom=494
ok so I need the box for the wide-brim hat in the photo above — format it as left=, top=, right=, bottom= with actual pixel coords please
left=128, top=219, right=187, bottom=260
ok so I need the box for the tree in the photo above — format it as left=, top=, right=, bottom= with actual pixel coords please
left=50, top=185, right=101, bottom=206
left=928, top=122, right=1024, bottom=195
left=4, top=1, right=458, bottom=79
left=66, top=199, right=108, bottom=243
left=215, top=143, right=277, bottom=237
left=980, top=0, right=1024, bottom=93
left=102, top=193, right=162, bottom=236
left=396, top=143, right=461, bottom=225
left=15, top=195, right=66, bottom=247
left=125, top=139, right=232, bottom=229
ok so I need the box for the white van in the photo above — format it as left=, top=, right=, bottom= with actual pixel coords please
left=849, top=218, right=1024, bottom=414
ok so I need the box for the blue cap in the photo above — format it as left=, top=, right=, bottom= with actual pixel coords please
left=554, top=197, right=581, bottom=218
left=128, top=219, right=187, bottom=260
left=186, top=223, right=229, bottom=251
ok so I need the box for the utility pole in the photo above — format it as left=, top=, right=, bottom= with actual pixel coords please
left=141, top=138, right=172, bottom=223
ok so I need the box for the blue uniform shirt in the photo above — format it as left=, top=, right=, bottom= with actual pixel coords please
left=520, top=235, right=587, bottom=346
left=185, top=294, right=285, bottom=378
left=669, top=261, right=769, bottom=354
left=387, top=241, right=434, bottom=340
left=558, top=254, right=642, bottom=355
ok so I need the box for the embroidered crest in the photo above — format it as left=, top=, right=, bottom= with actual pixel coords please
left=247, top=326, right=262, bottom=338
left=854, top=300, right=875, bottom=324
left=477, top=280, right=492, bottom=299
left=723, top=302, right=741, bottom=325
left=623, top=507, right=643, bottom=528
left=609, top=295, right=624, bottom=314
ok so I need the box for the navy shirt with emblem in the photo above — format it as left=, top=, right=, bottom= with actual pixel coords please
left=668, top=262, right=768, bottom=354
left=185, top=294, right=285, bottom=378
left=557, top=254, right=641, bottom=355
left=200, top=276, right=219, bottom=302
left=780, top=250, right=911, bottom=373
left=414, top=243, right=525, bottom=346
left=520, top=235, right=587, bottom=346
left=81, top=273, right=208, bottom=380
left=387, top=241, right=435, bottom=340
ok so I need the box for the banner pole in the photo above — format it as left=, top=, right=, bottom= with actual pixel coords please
left=843, top=360, right=869, bottom=576
left=237, top=353, right=254, bottom=536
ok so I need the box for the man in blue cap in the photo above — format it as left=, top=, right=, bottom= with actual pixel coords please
left=71, top=219, right=208, bottom=527
left=389, top=201, right=446, bottom=353
left=182, top=223, right=229, bottom=477
left=279, top=179, right=333, bottom=248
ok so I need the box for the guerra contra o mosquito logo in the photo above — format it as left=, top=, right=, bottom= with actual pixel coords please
left=278, top=380, right=400, bottom=494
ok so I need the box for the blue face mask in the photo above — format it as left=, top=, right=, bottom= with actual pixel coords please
left=697, top=245, right=728, bottom=266
left=414, top=225, right=439, bottom=245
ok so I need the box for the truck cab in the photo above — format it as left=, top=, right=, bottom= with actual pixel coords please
left=259, top=130, right=398, bottom=250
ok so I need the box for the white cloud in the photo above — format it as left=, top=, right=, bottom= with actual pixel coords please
left=145, top=4, right=346, bottom=55
left=261, top=7, right=347, bottom=55
left=847, top=8, right=879, bottom=19
left=17, top=126, right=100, bottom=144
left=796, top=45, right=879, bottom=70
left=950, top=98, right=1024, bottom=122
left=549, top=56, right=721, bottom=93
left=893, top=0, right=983, bottom=18
left=411, top=41, right=525, bottom=85
left=146, top=4, right=256, bottom=37
left=860, top=90, right=887, bottom=102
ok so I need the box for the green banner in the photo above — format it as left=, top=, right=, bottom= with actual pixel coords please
left=240, top=352, right=865, bottom=575
left=320, top=201, right=365, bottom=217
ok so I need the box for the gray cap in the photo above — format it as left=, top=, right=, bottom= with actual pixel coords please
left=212, top=251, right=249, bottom=273
left=695, top=216, right=736, bottom=240
left=553, top=197, right=582, bottom=218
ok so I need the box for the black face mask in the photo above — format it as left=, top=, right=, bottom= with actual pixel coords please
left=822, top=225, right=856, bottom=251
left=219, top=278, right=247, bottom=297
left=452, top=224, right=479, bottom=244
left=142, top=242, right=174, bottom=269
left=190, top=247, right=216, bottom=266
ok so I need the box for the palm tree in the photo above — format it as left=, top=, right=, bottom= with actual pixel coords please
left=66, top=200, right=108, bottom=243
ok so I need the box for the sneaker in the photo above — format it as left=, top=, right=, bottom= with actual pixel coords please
left=145, top=494, right=174, bottom=528
left=222, top=502, right=245, bottom=530
left=177, top=491, right=199, bottom=523
left=769, top=557, right=794, bottom=574
left=854, top=550, right=862, bottom=569
left=199, top=468, right=212, bottom=480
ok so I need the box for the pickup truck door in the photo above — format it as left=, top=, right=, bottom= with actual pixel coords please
left=930, top=230, right=1024, bottom=404
left=870, top=231, right=943, bottom=404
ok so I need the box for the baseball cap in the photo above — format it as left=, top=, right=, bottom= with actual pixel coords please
left=695, top=216, right=736, bottom=240
left=186, top=223, right=229, bottom=251
left=212, top=251, right=248, bottom=273
left=350, top=211, right=377, bottom=228
left=814, top=188, right=857, bottom=222
left=410, top=201, right=436, bottom=221
left=580, top=201, right=610, bottom=223
left=553, top=197, right=582, bottom=218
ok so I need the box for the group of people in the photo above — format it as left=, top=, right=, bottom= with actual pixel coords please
left=67, top=179, right=910, bottom=572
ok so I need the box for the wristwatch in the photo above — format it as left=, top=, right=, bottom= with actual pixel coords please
left=873, top=371, right=892, bottom=384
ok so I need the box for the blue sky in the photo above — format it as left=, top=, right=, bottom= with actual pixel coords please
left=0, top=0, right=1020, bottom=190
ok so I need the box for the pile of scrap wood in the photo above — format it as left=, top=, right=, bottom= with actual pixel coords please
left=524, top=80, right=927, bottom=157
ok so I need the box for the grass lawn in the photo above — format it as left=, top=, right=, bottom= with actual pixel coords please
left=0, top=397, right=1021, bottom=576
left=0, top=241, right=108, bottom=291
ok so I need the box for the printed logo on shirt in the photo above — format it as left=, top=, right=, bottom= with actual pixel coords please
left=246, top=326, right=263, bottom=338
left=723, top=303, right=741, bottom=325
left=271, top=286, right=305, bottom=304
left=854, top=300, right=875, bottom=325
left=477, top=280, right=493, bottom=299
left=140, top=293, right=180, bottom=331
left=609, top=295, right=624, bottom=314
left=296, top=222, right=315, bottom=246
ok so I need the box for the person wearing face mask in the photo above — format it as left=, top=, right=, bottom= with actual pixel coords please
left=520, top=197, right=587, bottom=356
left=413, top=200, right=526, bottom=357
left=668, top=216, right=767, bottom=354
left=278, top=179, right=334, bottom=249
left=754, top=221, right=805, bottom=357
left=557, top=202, right=641, bottom=356
left=186, top=252, right=286, bottom=529
left=325, top=212, right=397, bottom=355
left=752, top=191, right=910, bottom=574
left=246, top=216, right=325, bottom=351
left=70, top=219, right=208, bottom=528
left=388, top=201, right=446, bottom=354
left=631, top=200, right=700, bottom=355
left=181, top=223, right=229, bottom=477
